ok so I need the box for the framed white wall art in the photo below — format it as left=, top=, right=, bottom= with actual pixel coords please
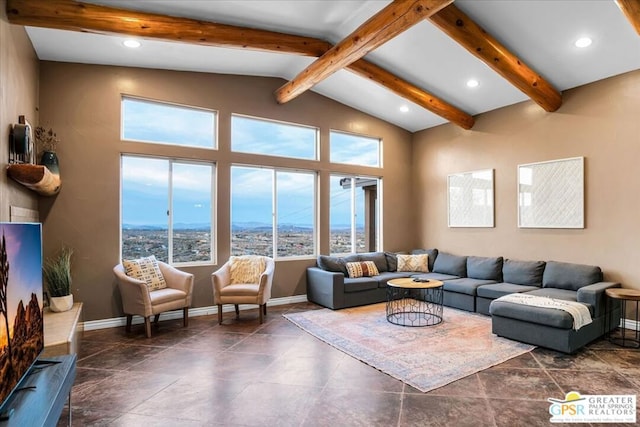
left=447, top=169, right=494, bottom=227
left=518, top=157, right=584, bottom=228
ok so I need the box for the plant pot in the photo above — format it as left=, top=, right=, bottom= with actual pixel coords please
left=49, top=294, right=74, bottom=312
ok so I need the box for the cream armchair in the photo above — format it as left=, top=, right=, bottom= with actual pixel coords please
left=113, top=261, right=194, bottom=337
left=211, top=256, right=275, bottom=324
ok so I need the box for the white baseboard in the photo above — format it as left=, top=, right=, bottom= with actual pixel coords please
left=622, top=318, right=639, bottom=331
left=82, top=294, right=309, bottom=331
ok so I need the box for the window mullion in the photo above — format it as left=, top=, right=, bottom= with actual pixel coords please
left=350, top=177, right=356, bottom=253
left=167, top=160, right=174, bottom=263
left=272, top=169, right=278, bottom=259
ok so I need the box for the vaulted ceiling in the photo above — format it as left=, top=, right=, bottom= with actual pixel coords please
left=7, top=0, right=640, bottom=132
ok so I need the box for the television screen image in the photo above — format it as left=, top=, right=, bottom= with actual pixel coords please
left=0, top=223, right=43, bottom=412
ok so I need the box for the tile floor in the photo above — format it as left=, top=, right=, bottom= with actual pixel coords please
left=60, top=302, right=640, bottom=426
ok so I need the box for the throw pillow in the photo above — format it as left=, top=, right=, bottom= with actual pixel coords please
left=345, top=261, right=379, bottom=278
left=396, top=254, right=429, bottom=272
left=229, top=255, right=266, bottom=284
left=122, top=255, right=167, bottom=291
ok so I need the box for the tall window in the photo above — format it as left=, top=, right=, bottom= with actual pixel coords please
left=122, top=97, right=217, bottom=149
left=330, top=175, right=380, bottom=255
left=232, top=115, right=318, bottom=160
left=231, top=166, right=316, bottom=258
left=121, top=155, right=215, bottom=264
left=330, top=130, right=381, bottom=167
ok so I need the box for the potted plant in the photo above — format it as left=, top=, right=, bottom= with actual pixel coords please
left=33, top=126, right=60, bottom=175
left=43, top=246, right=74, bottom=312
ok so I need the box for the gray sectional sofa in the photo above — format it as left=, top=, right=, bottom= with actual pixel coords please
left=306, top=249, right=621, bottom=353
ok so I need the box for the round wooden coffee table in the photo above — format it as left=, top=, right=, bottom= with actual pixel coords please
left=605, top=288, right=640, bottom=348
left=386, top=278, right=444, bottom=327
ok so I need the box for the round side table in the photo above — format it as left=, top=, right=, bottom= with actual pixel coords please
left=605, top=288, right=640, bottom=348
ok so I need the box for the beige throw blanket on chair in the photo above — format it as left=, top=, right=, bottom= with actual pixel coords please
left=496, top=293, right=592, bottom=330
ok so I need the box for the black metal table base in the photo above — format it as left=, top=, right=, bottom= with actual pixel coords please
left=386, top=286, right=443, bottom=327
left=607, top=298, right=640, bottom=348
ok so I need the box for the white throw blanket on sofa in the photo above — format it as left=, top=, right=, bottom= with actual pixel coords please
left=496, top=293, right=592, bottom=330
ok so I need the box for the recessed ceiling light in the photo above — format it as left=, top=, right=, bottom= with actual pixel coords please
left=399, top=105, right=409, bottom=113
left=123, top=39, right=141, bottom=48
left=466, top=79, right=479, bottom=88
left=574, top=37, right=592, bottom=48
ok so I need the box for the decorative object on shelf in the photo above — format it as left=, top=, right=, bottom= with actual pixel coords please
left=6, top=124, right=62, bottom=196
left=43, top=246, right=74, bottom=312
left=8, top=115, right=35, bottom=164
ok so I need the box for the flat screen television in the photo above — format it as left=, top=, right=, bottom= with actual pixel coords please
left=0, top=223, right=44, bottom=415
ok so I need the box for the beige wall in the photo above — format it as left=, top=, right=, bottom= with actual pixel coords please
left=37, top=61, right=414, bottom=321
left=0, top=0, right=39, bottom=220
left=412, top=70, right=640, bottom=289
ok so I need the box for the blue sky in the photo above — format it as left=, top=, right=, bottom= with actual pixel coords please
left=121, top=99, right=377, bottom=228
left=0, top=223, right=42, bottom=341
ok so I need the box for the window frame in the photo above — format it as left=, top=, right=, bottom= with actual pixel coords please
left=329, top=174, right=381, bottom=255
left=120, top=154, right=217, bottom=266
left=121, top=95, right=218, bottom=150
left=230, top=164, right=318, bottom=260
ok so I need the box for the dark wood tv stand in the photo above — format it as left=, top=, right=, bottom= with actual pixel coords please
left=0, top=354, right=76, bottom=427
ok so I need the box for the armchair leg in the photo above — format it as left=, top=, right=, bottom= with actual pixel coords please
left=218, top=304, right=223, bottom=325
left=144, top=317, right=152, bottom=338
left=154, top=314, right=160, bottom=324
left=263, top=304, right=267, bottom=315
left=235, top=304, right=240, bottom=319
left=259, top=304, right=264, bottom=324
left=125, top=315, right=133, bottom=333
left=183, top=307, right=189, bottom=327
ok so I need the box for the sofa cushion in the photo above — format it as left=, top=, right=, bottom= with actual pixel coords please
left=502, top=259, right=545, bottom=286
left=443, top=278, right=496, bottom=296
left=412, top=248, right=438, bottom=272
left=343, top=277, right=378, bottom=293
left=433, top=252, right=467, bottom=277
left=359, top=252, right=388, bottom=273
left=413, top=272, right=460, bottom=281
left=542, top=261, right=603, bottom=291
left=397, top=254, right=429, bottom=272
left=384, top=252, right=398, bottom=272
left=490, top=299, right=577, bottom=329
left=476, top=282, right=540, bottom=299
left=345, top=261, right=379, bottom=278
left=375, top=271, right=412, bottom=287
left=467, top=256, right=503, bottom=281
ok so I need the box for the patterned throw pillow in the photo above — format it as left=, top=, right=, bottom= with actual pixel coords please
left=397, top=254, right=429, bottom=273
left=122, top=255, right=167, bottom=291
left=345, top=261, right=379, bottom=278
left=229, top=255, right=266, bottom=284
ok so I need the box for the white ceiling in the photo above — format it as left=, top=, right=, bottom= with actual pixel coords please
left=24, top=0, right=640, bottom=132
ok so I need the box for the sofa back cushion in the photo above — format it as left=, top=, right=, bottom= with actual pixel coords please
left=358, top=252, right=388, bottom=273
left=432, top=252, right=466, bottom=277
left=467, top=256, right=503, bottom=280
left=317, top=255, right=346, bottom=274
left=412, top=248, right=438, bottom=272
left=503, top=259, right=545, bottom=286
left=542, top=261, right=603, bottom=291
left=384, top=252, right=398, bottom=272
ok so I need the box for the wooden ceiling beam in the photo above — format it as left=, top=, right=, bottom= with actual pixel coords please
left=5, top=0, right=331, bottom=56
left=429, top=3, right=562, bottom=112
left=616, top=0, right=640, bottom=36
left=274, top=0, right=453, bottom=104
left=348, top=59, right=474, bottom=129
left=6, top=0, right=474, bottom=129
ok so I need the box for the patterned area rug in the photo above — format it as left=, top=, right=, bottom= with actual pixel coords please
left=283, top=303, right=535, bottom=392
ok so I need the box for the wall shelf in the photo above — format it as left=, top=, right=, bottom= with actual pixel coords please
left=6, top=164, right=60, bottom=196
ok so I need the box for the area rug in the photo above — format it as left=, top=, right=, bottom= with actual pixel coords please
left=283, top=303, right=535, bottom=392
